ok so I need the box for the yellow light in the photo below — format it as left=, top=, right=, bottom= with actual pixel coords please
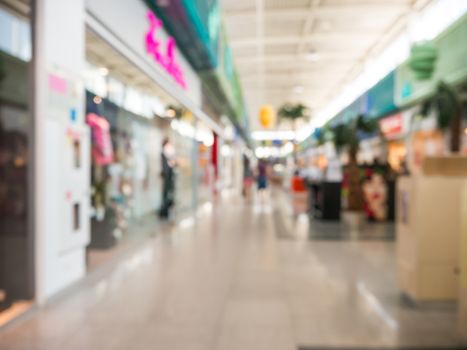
left=258, top=105, right=275, bottom=129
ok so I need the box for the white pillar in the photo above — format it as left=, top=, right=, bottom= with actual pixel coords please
left=33, top=0, right=90, bottom=304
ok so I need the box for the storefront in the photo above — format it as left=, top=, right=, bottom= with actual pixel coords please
left=0, top=2, right=33, bottom=325
left=83, top=88, right=168, bottom=252
left=378, top=110, right=412, bottom=173
left=407, top=110, right=445, bottom=175
left=27, top=0, right=227, bottom=310
left=395, top=13, right=467, bottom=169
left=80, top=0, right=222, bottom=268
left=196, top=122, right=215, bottom=204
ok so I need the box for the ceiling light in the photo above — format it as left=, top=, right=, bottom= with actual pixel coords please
left=293, top=85, right=304, bottom=94
left=98, top=67, right=109, bottom=76
left=252, top=130, right=296, bottom=141
left=93, top=96, right=102, bottom=104
left=305, top=50, right=320, bottom=62
left=166, top=108, right=176, bottom=118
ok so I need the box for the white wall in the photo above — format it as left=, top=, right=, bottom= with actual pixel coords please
left=34, top=0, right=90, bottom=303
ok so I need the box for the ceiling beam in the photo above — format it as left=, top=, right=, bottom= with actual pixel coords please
left=234, top=51, right=362, bottom=64
left=224, top=4, right=410, bottom=21
left=238, top=61, right=351, bottom=71
left=240, top=71, right=345, bottom=80
left=242, top=86, right=334, bottom=94
left=231, top=32, right=379, bottom=49
left=297, top=0, right=322, bottom=54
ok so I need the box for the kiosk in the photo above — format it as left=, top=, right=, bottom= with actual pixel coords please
left=396, top=156, right=467, bottom=302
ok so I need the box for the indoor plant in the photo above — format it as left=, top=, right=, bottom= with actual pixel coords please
left=420, top=81, right=465, bottom=153
left=277, top=103, right=310, bottom=131
left=332, top=115, right=379, bottom=212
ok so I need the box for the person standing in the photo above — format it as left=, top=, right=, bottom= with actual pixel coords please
left=242, top=155, right=253, bottom=200
left=257, top=159, right=268, bottom=192
left=159, top=137, right=176, bottom=219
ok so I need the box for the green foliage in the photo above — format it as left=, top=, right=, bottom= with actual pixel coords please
left=421, top=81, right=460, bottom=129
left=331, top=114, right=379, bottom=151
left=356, top=114, right=379, bottom=134
left=332, top=124, right=352, bottom=151
left=408, top=41, right=438, bottom=80
left=277, top=103, right=310, bottom=122
left=420, top=99, right=432, bottom=118
left=436, top=82, right=459, bottom=129
left=317, top=125, right=334, bottom=146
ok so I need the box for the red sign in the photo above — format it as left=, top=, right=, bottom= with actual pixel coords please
left=379, top=113, right=403, bottom=138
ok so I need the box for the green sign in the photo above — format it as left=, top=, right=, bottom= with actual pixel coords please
left=395, top=13, right=467, bottom=107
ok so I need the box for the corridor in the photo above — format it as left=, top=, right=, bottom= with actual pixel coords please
left=0, top=195, right=460, bottom=350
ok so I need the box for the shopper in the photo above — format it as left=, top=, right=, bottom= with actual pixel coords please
left=291, top=170, right=308, bottom=216
left=257, top=159, right=268, bottom=193
left=159, top=137, right=176, bottom=219
left=242, top=155, right=253, bottom=200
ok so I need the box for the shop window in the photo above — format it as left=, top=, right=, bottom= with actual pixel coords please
left=0, top=8, right=31, bottom=61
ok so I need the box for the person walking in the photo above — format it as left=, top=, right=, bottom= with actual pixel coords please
left=159, top=137, right=176, bottom=219
left=256, top=159, right=269, bottom=202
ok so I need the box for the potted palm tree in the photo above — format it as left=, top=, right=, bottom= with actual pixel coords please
left=409, top=41, right=465, bottom=154
left=277, top=103, right=310, bottom=131
left=420, top=81, right=464, bottom=153
left=277, top=103, right=310, bottom=158
left=332, top=115, right=379, bottom=228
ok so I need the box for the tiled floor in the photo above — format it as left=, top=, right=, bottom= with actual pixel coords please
left=0, top=192, right=462, bottom=349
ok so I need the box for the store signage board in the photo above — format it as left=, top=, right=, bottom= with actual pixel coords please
left=86, top=0, right=202, bottom=107
left=379, top=113, right=403, bottom=139
left=145, top=11, right=187, bottom=89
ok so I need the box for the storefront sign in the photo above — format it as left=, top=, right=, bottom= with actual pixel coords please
left=87, top=0, right=201, bottom=107
left=145, top=11, right=187, bottom=89
left=379, top=113, right=403, bottom=138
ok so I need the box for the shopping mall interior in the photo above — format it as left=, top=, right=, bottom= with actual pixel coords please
left=1, top=0, right=467, bottom=348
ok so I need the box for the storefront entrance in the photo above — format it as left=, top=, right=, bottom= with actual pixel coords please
left=0, top=2, right=34, bottom=326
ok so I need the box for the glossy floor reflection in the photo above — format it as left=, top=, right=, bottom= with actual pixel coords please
left=0, top=193, right=462, bottom=349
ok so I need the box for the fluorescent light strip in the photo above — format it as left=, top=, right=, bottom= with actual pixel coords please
left=252, top=130, right=296, bottom=141
left=297, top=0, right=467, bottom=142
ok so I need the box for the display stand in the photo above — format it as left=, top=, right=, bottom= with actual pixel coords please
left=386, top=180, right=396, bottom=221
left=308, top=181, right=341, bottom=221
left=89, top=213, right=118, bottom=249
left=459, top=183, right=467, bottom=342
left=396, top=156, right=467, bottom=302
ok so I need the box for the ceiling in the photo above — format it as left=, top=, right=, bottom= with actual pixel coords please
left=221, top=0, right=431, bottom=130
